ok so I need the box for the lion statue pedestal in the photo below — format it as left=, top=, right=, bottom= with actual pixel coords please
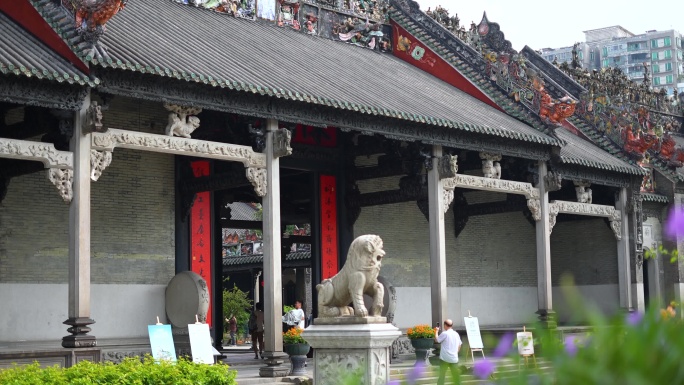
left=302, top=235, right=400, bottom=385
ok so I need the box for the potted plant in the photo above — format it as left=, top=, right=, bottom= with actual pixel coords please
left=407, top=324, right=435, bottom=364
left=283, top=327, right=309, bottom=376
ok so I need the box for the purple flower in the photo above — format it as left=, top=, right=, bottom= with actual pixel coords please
left=665, top=207, right=684, bottom=240
left=564, top=336, right=578, bottom=356
left=407, top=361, right=426, bottom=384
left=626, top=311, right=643, bottom=326
left=493, top=333, right=515, bottom=357
left=387, top=381, right=401, bottom=385
left=473, top=358, right=496, bottom=379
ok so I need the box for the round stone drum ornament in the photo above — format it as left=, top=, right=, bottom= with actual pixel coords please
left=165, top=271, right=210, bottom=328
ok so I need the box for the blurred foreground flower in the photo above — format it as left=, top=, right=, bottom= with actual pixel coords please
left=665, top=207, right=684, bottom=240
left=564, top=336, right=578, bottom=356
left=473, top=358, right=495, bottom=379
left=626, top=311, right=643, bottom=326
left=406, top=361, right=426, bottom=384
left=493, top=333, right=514, bottom=357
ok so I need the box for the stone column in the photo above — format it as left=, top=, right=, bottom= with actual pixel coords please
left=260, top=119, right=288, bottom=377
left=254, top=270, right=262, bottom=307
left=616, top=187, right=633, bottom=311
left=62, top=95, right=96, bottom=348
left=629, top=189, right=646, bottom=312
left=427, top=145, right=447, bottom=326
left=535, top=161, right=555, bottom=328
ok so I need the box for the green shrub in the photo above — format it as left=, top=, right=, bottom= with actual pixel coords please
left=0, top=356, right=237, bottom=385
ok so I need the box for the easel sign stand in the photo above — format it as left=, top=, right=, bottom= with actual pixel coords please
left=463, top=311, right=485, bottom=362
left=148, top=315, right=178, bottom=362
left=517, top=326, right=537, bottom=369
left=188, top=314, right=218, bottom=364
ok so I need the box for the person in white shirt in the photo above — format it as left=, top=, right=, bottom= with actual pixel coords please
left=434, top=319, right=462, bottom=385
left=282, top=300, right=306, bottom=330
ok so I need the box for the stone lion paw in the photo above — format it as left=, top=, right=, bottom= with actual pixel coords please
left=356, top=306, right=369, bottom=317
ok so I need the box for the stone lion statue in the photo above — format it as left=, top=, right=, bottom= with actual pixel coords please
left=316, top=235, right=385, bottom=318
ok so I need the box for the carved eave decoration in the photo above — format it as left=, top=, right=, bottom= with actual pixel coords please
left=548, top=200, right=622, bottom=240
left=62, top=0, right=127, bottom=44
left=90, top=128, right=271, bottom=196
left=0, top=138, right=73, bottom=202
left=443, top=174, right=541, bottom=221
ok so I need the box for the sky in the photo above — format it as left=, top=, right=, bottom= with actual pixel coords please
left=416, top=0, right=684, bottom=51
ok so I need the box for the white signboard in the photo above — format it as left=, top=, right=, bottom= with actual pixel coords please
left=148, top=324, right=177, bottom=362
left=188, top=323, right=215, bottom=364
left=517, top=332, right=534, bottom=355
left=463, top=316, right=483, bottom=349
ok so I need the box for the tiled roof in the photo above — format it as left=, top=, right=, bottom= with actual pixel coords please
left=223, top=251, right=311, bottom=266
left=642, top=193, right=669, bottom=203
left=35, top=0, right=559, bottom=146
left=0, top=11, right=96, bottom=86
left=555, top=128, right=645, bottom=175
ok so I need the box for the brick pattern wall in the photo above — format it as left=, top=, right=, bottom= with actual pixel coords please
left=353, top=155, right=620, bottom=289
left=0, top=97, right=175, bottom=285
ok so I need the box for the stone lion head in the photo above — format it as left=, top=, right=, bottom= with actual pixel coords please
left=347, top=234, right=385, bottom=272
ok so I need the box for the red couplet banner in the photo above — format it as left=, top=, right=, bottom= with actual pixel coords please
left=320, top=175, right=339, bottom=279
left=190, top=161, right=212, bottom=326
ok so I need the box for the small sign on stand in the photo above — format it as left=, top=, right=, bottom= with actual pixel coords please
left=148, top=316, right=177, bottom=362
left=517, top=326, right=537, bottom=369
left=188, top=315, right=217, bottom=364
left=463, top=311, right=485, bottom=362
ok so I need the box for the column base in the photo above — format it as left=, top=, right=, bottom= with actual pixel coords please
left=535, top=310, right=557, bottom=329
left=62, top=317, right=97, bottom=348
left=259, top=352, right=290, bottom=377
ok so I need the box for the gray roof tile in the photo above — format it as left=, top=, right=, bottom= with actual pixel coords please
left=0, top=11, right=96, bottom=86
left=76, top=0, right=559, bottom=146
left=556, top=128, right=645, bottom=175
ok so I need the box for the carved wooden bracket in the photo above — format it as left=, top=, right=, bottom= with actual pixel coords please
left=438, top=154, right=458, bottom=179
left=91, top=128, right=269, bottom=196
left=273, top=128, right=292, bottom=158
left=548, top=200, right=621, bottom=240
left=0, top=138, right=73, bottom=203
left=444, top=174, right=541, bottom=220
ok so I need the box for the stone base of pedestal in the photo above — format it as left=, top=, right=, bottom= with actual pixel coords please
left=259, top=352, right=290, bottom=377
left=302, top=322, right=400, bottom=385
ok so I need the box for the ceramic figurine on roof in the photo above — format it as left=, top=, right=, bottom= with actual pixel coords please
left=334, top=18, right=390, bottom=51
left=175, top=0, right=254, bottom=18
left=277, top=0, right=300, bottom=29
left=62, top=0, right=127, bottom=43
left=304, top=12, right=318, bottom=35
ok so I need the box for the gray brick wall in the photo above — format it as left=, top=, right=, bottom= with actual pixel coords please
left=353, top=159, right=619, bottom=289
left=0, top=97, right=175, bottom=285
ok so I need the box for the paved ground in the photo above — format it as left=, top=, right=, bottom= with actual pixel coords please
left=219, top=344, right=313, bottom=383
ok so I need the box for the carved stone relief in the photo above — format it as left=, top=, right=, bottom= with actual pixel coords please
left=273, top=128, right=292, bottom=158
left=164, top=103, right=202, bottom=138
left=444, top=174, right=541, bottom=220
left=548, top=200, right=621, bottom=239
left=438, top=154, right=458, bottom=179
left=574, top=181, right=592, bottom=204
left=245, top=167, right=267, bottom=197
left=544, top=171, right=563, bottom=192
left=85, top=101, right=105, bottom=133
left=90, top=150, right=112, bottom=181
left=479, top=152, right=502, bottom=179
left=317, top=350, right=366, bottom=385
left=48, top=168, right=73, bottom=203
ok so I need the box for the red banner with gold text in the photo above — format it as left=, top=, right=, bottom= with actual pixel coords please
left=320, top=175, right=339, bottom=279
left=190, top=161, right=212, bottom=326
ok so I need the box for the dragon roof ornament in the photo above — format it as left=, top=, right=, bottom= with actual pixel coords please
left=61, top=0, right=127, bottom=43
left=558, top=62, right=684, bottom=167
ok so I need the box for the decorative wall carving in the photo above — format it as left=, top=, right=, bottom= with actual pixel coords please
left=574, top=182, right=592, bottom=204
left=245, top=167, right=267, bottom=197
left=317, top=351, right=366, bottom=385
left=553, top=164, right=631, bottom=188
left=85, top=101, right=105, bottom=133
left=544, top=170, right=563, bottom=192
left=0, top=76, right=88, bottom=111
left=442, top=188, right=454, bottom=213
left=48, top=168, right=73, bottom=203
left=91, top=129, right=266, bottom=168
left=102, top=350, right=149, bottom=364
left=548, top=200, right=621, bottom=239
left=438, top=154, right=457, bottom=179
left=90, top=149, right=112, bottom=181
left=479, top=152, right=501, bottom=179
left=173, top=0, right=255, bottom=18
left=273, top=128, right=293, bottom=158
left=444, top=174, right=541, bottom=220
left=164, top=104, right=202, bottom=138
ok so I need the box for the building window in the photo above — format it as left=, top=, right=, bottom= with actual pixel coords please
left=590, top=51, right=595, bottom=61
left=664, top=37, right=671, bottom=47
left=678, top=50, right=682, bottom=60
left=602, top=47, right=608, bottom=56
left=666, top=62, right=672, bottom=71
left=602, top=59, right=609, bottom=67
left=651, top=39, right=658, bottom=48
left=654, top=77, right=661, bottom=85
left=666, top=74, right=674, bottom=84
left=665, top=50, right=672, bottom=59
left=653, top=64, right=660, bottom=73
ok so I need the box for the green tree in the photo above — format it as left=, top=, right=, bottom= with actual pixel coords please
left=222, top=283, right=252, bottom=339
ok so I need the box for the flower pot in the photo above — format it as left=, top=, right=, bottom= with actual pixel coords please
left=284, top=343, right=310, bottom=376
left=410, top=338, right=433, bottom=365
